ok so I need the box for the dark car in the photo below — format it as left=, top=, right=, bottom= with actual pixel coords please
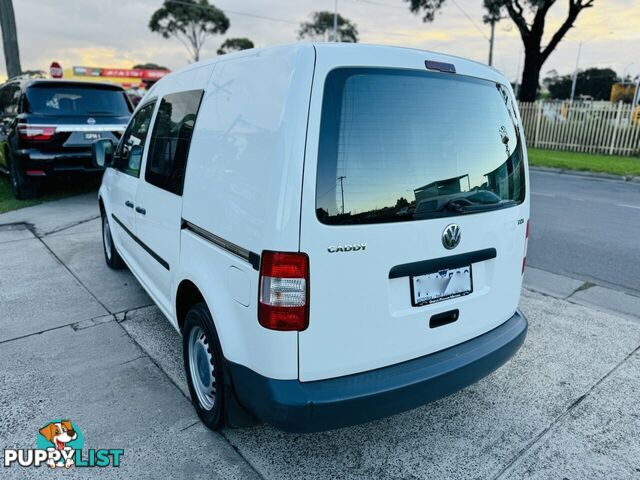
left=0, top=79, right=132, bottom=199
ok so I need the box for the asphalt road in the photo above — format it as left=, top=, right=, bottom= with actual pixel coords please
left=528, top=170, right=640, bottom=297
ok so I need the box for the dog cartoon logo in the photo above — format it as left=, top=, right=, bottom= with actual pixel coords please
left=4, top=420, right=123, bottom=469
left=37, top=420, right=82, bottom=468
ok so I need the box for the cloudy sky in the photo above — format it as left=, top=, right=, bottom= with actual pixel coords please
left=1, top=0, right=639, bottom=84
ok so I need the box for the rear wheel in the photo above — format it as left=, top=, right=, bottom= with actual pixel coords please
left=183, top=303, right=226, bottom=430
left=101, top=213, right=125, bottom=270
left=8, top=152, right=40, bottom=200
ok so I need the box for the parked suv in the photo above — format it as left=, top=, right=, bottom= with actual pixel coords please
left=0, top=79, right=132, bottom=199
left=95, top=44, right=530, bottom=432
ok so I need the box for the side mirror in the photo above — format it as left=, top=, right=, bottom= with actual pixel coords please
left=92, top=139, right=114, bottom=168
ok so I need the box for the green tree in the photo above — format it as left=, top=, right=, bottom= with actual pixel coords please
left=405, top=0, right=595, bottom=101
left=395, top=197, right=409, bottom=208
left=298, top=11, right=358, bottom=43
left=543, top=67, right=618, bottom=100
left=149, top=0, right=229, bottom=62
left=217, top=37, right=254, bottom=55
left=133, top=63, right=170, bottom=70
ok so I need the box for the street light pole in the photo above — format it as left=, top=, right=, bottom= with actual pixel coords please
left=514, top=48, right=523, bottom=99
left=622, top=62, right=635, bottom=80
left=488, top=19, right=496, bottom=66
left=569, top=41, right=582, bottom=104
left=633, top=77, right=640, bottom=107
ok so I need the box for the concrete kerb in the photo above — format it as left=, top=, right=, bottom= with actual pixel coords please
left=523, top=267, right=640, bottom=323
left=530, top=166, right=640, bottom=183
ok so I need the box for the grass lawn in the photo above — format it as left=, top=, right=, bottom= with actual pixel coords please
left=0, top=175, right=100, bottom=214
left=528, top=148, right=640, bottom=177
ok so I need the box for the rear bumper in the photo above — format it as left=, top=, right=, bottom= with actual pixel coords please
left=14, top=149, right=103, bottom=175
left=228, top=310, right=527, bottom=433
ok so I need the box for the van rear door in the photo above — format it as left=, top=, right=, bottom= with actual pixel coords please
left=298, top=49, right=530, bottom=382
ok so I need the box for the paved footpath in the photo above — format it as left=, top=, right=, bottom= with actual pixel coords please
left=1, top=194, right=640, bottom=479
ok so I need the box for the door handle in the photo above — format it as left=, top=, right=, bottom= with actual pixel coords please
left=135, top=206, right=146, bottom=215
left=125, top=201, right=134, bottom=208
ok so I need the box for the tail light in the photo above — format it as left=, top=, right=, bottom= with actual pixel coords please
left=258, top=251, right=309, bottom=331
left=522, top=220, right=530, bottom=274
left=17, top=124, right=57, bottom=141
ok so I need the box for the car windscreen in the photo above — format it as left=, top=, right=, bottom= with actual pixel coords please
left=316, top=68, right=526, bottom=226
left=25, top=84, right=132, bottom=116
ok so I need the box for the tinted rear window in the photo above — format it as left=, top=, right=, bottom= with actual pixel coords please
left=25, top=84, right=131, bottom=116
left=316, top=68, right=525, bottom=225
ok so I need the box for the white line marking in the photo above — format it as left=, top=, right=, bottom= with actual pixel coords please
left=532, top=192, right=556, bottom=197
left=617, top=204, right=640, bottom=210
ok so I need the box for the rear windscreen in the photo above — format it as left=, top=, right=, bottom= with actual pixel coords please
left=25, top=85, right=131, bottom=116
left=316, top=68, right=526, bottom=225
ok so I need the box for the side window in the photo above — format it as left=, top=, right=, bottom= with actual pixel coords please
left=145, top=90, right=203, bottom=196
left=0, top=87, right=8, bottom=115
left=115, top=101, right=156, bottom=177
left=0, top=85, right=17, bottom=116
left=3, top=85, right=20, bottom=115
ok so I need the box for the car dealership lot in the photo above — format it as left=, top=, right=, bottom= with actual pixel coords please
left=2, top=194, right=640, bottom=479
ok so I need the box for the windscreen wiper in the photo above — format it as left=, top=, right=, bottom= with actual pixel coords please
left=452, top=199, right=516, bottom=213
left=442, top=198, right=516, bottom=213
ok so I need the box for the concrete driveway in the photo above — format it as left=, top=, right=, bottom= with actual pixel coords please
left=1, top=193, right=640, bottom=479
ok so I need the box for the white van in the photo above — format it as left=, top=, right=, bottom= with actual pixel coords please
left=94, top=43, right=529, bottom=432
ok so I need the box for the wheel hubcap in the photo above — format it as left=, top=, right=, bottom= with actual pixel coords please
left=103, top=217, right=112, bottom=261
left=188, top=326, right=216, bottom=411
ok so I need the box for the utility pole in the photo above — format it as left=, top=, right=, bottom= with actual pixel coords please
left=569, top=41, right=582, bottom=104
left=333, top=0, right=338, bottom=42
left=488, top=19, right=496, bottom=66
left=337, top=176, right=346, bottom=214
left=483, top=10, right=505, bottom=67
left=0, top=0, right=21, bottom=79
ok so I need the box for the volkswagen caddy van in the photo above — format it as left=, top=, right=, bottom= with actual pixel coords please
left=94, top=43, right=529, bottom=432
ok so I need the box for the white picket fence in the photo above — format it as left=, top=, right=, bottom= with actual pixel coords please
left=518, top=101, right=640, bottom=157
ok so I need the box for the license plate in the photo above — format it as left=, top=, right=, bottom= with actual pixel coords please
left=411, top=266, right=473, bottom=306
left=84, top=132, right=101, bottom=140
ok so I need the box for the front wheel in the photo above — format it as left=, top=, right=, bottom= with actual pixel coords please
left=101, top=213, right=125, bottom=270
left=183, top=303, right=226, bottom=430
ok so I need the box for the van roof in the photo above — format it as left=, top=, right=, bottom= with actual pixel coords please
left=161, top=42, right=508, bottom=86
left=17, top=79, right=127, bottom=91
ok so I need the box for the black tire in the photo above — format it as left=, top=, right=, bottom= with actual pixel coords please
left=101, top=212, right=125, bottom=270
left=183, top=303, right=226, bottom=430
left=8, top=152, right=39, bottom=200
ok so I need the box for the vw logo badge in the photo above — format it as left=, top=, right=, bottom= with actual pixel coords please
left=87, top=117, right=96, bottom=125
left=442, top=224, right=461, bottom=250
